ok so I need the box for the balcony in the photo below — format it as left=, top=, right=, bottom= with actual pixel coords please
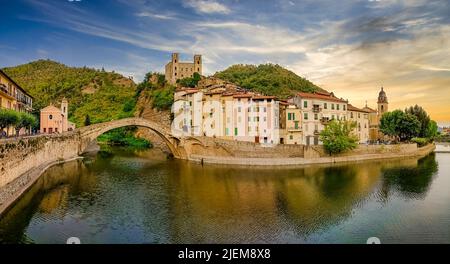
left=287, top=126, right=302, bottom=132
left=320, top=117, right=330, bottom=125
left=0, top=83, right=10, bottom=95
left=314, top=130, right=320, bottom=135
left=313, top=105, right=322, bottom=113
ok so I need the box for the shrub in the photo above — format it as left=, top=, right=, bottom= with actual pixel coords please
left=411, top=137, right=429, bottom=147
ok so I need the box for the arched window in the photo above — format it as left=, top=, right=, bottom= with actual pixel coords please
left=49, top=114, right=53, bottom=120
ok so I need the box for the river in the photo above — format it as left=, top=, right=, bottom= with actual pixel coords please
left=0, top=146, right=449, bottom=244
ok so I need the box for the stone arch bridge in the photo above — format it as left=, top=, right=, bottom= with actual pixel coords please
left=77, top=117, right=186, bottom=158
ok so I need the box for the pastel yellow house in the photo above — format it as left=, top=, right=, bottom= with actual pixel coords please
left=285, top=104, right=302, bottom=144
left=0, top=69, right=34, bottom=136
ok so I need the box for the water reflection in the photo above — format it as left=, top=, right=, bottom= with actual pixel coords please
left=0, top=148, right=447, bottom=244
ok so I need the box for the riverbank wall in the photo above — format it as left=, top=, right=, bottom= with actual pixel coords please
left=182, top=137, right=435, bottom=166
left=0, top=133, right=80, bottom=216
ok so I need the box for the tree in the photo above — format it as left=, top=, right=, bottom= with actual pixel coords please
left=380, top=110, right=421, bottom=141
left=405, top=105, right=430, bottom=137
left=426, top=120, right=438, bottom=140
left=397, top=113, right=421, bottom=141
left=177, top=72, right=202, bottom=88
left=380, top=110, right=402, bottom=138
left=319, top=120, right=359, bottom=155
left=84, top=114, right=91, bottom=126
left=0, top=109, right=19, bottom=137
left=14, top=112, right=37, bottom=136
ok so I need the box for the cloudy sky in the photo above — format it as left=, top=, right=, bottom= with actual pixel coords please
left=1, top=0, right=449, bottom=123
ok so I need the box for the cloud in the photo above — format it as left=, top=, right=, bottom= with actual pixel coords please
left=184, top=0, right=231, bottom=14
left=135, top=11, right=175, bottom=20
left=18, top=0, right=450, bottom=121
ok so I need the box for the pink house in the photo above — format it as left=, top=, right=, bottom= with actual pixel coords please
left=40, top=98, right=75, bottom=134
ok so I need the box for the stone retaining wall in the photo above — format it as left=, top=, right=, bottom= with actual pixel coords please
left=0, top=133, right=80, bottom=215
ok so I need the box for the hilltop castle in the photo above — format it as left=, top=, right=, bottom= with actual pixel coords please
left=165, top=53, right=202, bottom=85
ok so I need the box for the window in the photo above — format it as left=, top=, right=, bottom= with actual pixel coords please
left=304, top=113, right=308, bottom=120
left=351, top=112, right=353, bottom=118
left=292, top=113, right=295, bottom=120
left=226, top=128, right=229, bottom=135
left=324, top=103, right=327, bottom=109
left=288, top=113, right=292, bottom=120
left=238, top=117, right=242, bottom=123
left=248, top=126, right=251, bottom=132
left=332, top=115, right=335, bottom=119
left=238, top=107, right=241, bottom=112
left=49, top=115, right=53, bottom=120
left=331, top=104, right=335, bottom=110
left=234, top=128, right=238, bottom=136
left=290, top=135, right=293, bottom=140
left=358, top=113, right=361, bottom=118
left=43, top=128, right=46, bottom=133
left=303, top=101, right=308, bottom=108
left=337, top=104, right=340, bottom=110
left=314, top=114, right=318, bottom=120
left=343, top=105, right=346, bottom=111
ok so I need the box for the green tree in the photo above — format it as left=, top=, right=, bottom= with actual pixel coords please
left=380, top=110, right=401, bottom=138
left=319, top=120, right=359, bottom=155
left=0, top=109, right=19, bottom=136
left=177, top=72, right=202, bottom=88
left=426, top=120, right=438, bottom=140
left=84, top=114, right=91, bottom=126
left=380, top=110, right=421, bottom=141
left=405, top=105, right=430, bottom=137
left=14, top=112, right=37, bottom=136
left=397, top=113, right=421, bottom=141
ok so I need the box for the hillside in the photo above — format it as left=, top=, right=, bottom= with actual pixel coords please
left=2, top=60, right=136, bottom=126
left=214, top=64, right=325, bottom=98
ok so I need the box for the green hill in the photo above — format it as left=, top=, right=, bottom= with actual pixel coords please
left=214, top=64, right=324, bottom=98
left=2, top=60, right=136, bottom=127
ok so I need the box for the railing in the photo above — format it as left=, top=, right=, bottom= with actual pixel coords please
left=287, top=126, right=302, bottom=132
left=314, top=130, right=320, bottom=135
left=320, top=118, right=330, bottom=125
left=313, top=106, right=322, bottom=113
left=0, top=83, right=10, bottom=95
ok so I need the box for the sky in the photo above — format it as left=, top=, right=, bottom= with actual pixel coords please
left=0, top=0, right=449, bottom=124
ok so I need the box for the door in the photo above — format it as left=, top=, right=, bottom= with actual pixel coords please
left=49, top=128, right=53, bottom=134
left=314, top=136, right=319, bottom=145
left=255, top=136, right=260, bottom=143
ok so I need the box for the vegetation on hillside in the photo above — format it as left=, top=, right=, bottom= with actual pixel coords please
left=177, top=72, right=201, bottom=88
left=319, top=120, right=359, bottom=155
left=2, top=60, right=136, bottom=127
left=214, top=64, right=323, bottom=98
left=135, top=72, right=175, bottom=111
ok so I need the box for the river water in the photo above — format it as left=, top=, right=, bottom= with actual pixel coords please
left=1, top=147, right=449, bottom=244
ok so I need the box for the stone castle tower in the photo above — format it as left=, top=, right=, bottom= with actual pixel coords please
left=165, top=53, right=202, bottom=85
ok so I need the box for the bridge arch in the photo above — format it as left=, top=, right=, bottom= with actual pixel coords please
left=77, top=118, right=183, bottom=158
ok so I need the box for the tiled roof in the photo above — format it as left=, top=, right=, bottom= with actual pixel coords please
left=297, top=92, right=347, bottom=103
left=362, top=106, right=377, bottom=113
left=348, top=104, right=370, bottom=112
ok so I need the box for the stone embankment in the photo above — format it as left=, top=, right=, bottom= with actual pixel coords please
left=183, top=137, right=435, bottom=166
